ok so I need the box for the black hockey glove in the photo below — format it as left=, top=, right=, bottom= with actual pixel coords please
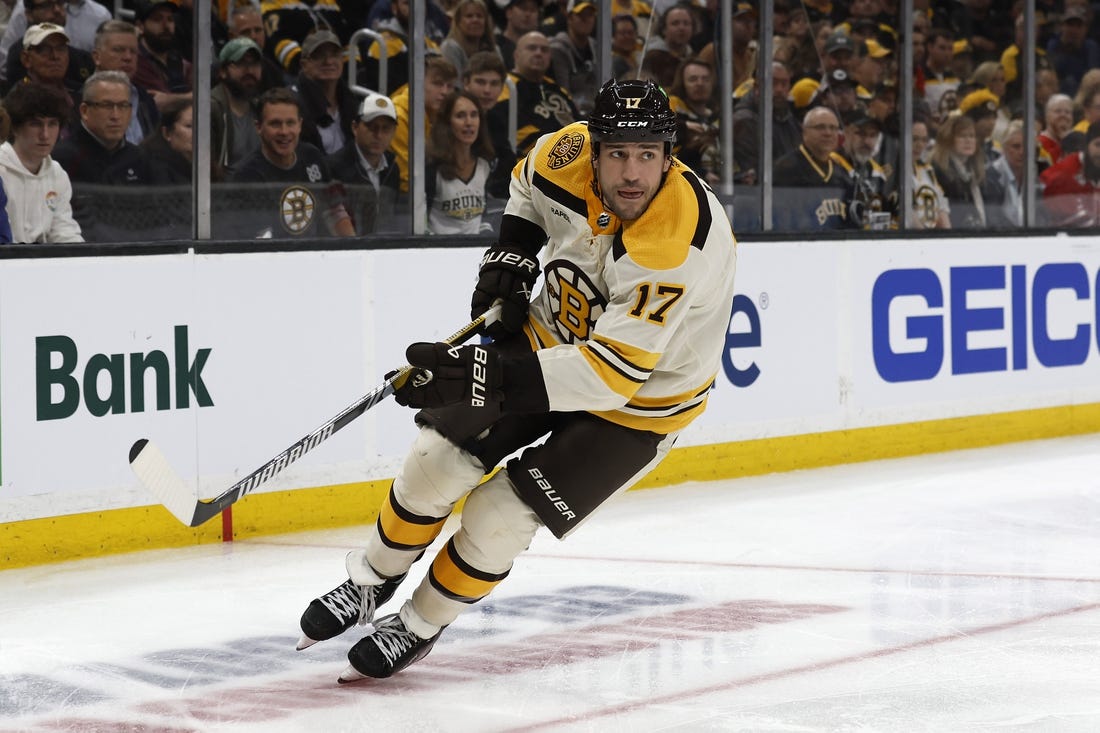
left=471, top=245, right=539, bottom=340
left=392, top=342, right=504, bottom=409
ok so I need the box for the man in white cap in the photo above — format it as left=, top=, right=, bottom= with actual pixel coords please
left=326, top=90, right=401, bottom=234
left=18, top=23, right=75, bottom=107
left=0, top=0, right=110, bottom=86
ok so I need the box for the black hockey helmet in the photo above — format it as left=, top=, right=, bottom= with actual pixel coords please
left=587, top=78, right=677, bottom=147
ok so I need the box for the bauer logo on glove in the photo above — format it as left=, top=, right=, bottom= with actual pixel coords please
left=392, top=342, right=504, bottom=410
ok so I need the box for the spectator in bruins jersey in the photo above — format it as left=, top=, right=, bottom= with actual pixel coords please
left=426, top=90, right=494, bottom=234
left=293, top=30, right=358, bottom=156
left=388, top=55, right=457, bottom=194
left=667, top=57, right=719, bottom=184
left=836, top=107, right=895, bottom=230
left=440, top=0, right=499, bottom=88
left=922, top=28, right=960, bottom=124
left=295, top=77, right=737, bottom=684
left=261, top=0, right=346, bottom=77
left=487, top=31, right=578, bottom=195
left=732, top=61, right=800, bottom=185
left=773, top=105, right=857, bottom=231
left=930, top=113, right=989, bottom=229
left=908, top=118, right=951, bottom=229
left=229, top=87, right=354, bottom=238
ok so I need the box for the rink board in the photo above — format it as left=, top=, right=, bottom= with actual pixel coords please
left=3, top=236, right=1100, bottom=566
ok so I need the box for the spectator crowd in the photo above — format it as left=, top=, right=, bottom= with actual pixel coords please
left=0, top=0, right=1097, bottom=242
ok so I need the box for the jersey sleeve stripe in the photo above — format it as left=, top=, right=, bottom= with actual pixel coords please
left=579, top=345, right=647, bottom=398
left=532, top=170, right=588, bottom=217
left=683, top=170, right=713, bottom=251
left=587, top=340, right=653, bottom=383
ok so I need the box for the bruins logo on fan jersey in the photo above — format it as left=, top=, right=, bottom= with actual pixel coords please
left=544, top=258, right=607, bottom=343
left=547, top=131, right=585, bottom=170
left=280, top=185, right=316, bottom=234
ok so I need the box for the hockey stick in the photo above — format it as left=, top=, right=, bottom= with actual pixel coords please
left=129, top=305, right=501, bottom=527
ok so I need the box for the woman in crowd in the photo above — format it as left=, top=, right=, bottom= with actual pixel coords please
left=909, top=118, right=951, bottom=229
left=440, top=0, right=499, bottom=86
left=930, top=113, right=989, bottom=229
left=426, top=90, right=494, bottom=235
left=143, top=97, right=196, bottom=184
left=668, top=57, right=720, bottom=184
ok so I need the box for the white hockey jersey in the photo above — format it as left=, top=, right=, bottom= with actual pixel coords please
left=508, top=122, right=737, bottom=434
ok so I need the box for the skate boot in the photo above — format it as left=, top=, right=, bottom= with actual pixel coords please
left=339, top=612, right=443, bottom=682
left=297, top=571, right=405, bottom=651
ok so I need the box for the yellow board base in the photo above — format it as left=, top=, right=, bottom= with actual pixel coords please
left=4, top=402, right=1100, bottom=570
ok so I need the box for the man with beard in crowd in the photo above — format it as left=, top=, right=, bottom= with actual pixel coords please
left=211, top=37, right=263, bottom=175
left=835, top=107, right=895, bottom=229
left=133, top=0, right=191, bottom=111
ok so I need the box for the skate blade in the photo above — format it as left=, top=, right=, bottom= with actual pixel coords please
left=296, top=635, right=319, bottom=651
left=337, top=664, right=369, bottom=684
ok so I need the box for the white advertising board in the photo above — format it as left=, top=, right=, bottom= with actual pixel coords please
left=2, top=235, right=1099, bottom=522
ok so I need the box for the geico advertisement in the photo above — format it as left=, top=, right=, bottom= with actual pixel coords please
left=0, top=253, right=368, bottom=504
left=853, top=237, right=1100, bottom=415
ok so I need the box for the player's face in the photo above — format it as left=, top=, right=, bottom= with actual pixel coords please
left=596, top=142, right=671, bottom=221
left=449, top=96, right=480, bottom=147
left=257, top=101, right=301, bottom=163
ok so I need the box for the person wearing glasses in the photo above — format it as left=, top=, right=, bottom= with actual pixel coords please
left=773, top=105, right=860, bottom=231
left=1, top=1, right=94, bottom=95
left=11, top=23, right=78, bottom=112
left=0, top=0, right=109, bottom=86
left=52, top=70, right=150, bottom=239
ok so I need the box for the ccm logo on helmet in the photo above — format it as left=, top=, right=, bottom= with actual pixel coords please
left=617, top=120, right=650, bottom=127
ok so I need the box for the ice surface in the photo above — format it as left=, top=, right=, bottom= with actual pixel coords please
left=2, top=435, right=1099, bottom=732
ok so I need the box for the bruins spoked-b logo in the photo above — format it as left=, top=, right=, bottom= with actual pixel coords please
left=280, top=185, right=316, bottom=234
left=547, top=131, right=584, bottom=170
left=544, top=259, right=607, bottom=342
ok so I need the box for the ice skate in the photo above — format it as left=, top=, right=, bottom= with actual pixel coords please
left=338, top=612, right=442, bottom=682
left=297, top=571, right=405, bottom=650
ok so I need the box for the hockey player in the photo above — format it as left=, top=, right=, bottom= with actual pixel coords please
left=296, top=78, right=738, bottom=681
